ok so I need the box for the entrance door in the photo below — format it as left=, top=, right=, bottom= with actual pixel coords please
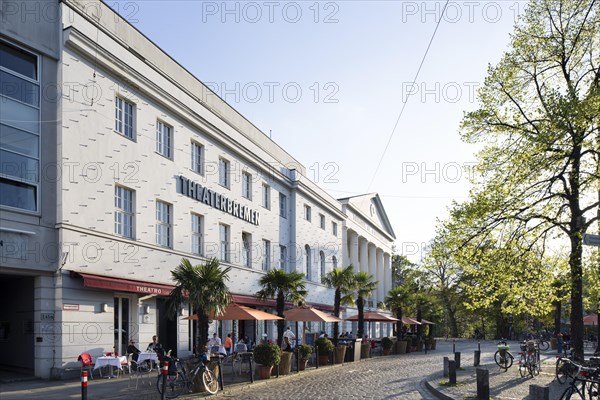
left=156, top=298, right=178, bottom=356
left=114, top=297, right=131, bottom=355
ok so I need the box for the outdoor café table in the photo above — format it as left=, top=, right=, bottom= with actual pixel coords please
left=94, top=356, right=123, bottom=378
left=137, top=352, right=158, bottom=364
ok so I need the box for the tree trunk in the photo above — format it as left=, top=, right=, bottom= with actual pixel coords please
left=448, top=308, right=459, bottom=338
left=416, top=307, right=423, bottom=340
left=357, top=297, right=365, bottom=339
left=333, top=289, right=341, bottom=345
left=569, top=227, right=585, bottom=362
left=199, top=313, right=210, bottom=352
left=554, top=298, right=562, bottom=336
left=395, top=307, right=403, bottom=340
left=276, top=291, right=285, bottom=346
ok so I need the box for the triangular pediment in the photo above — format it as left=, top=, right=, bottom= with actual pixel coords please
left=338, top=193, right=396, bottom=240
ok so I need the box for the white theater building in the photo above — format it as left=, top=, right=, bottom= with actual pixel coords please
left=0, top=0, right=395, bottom=379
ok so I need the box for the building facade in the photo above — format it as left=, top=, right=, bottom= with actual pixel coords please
left=0, top=0, right=395, bottom=379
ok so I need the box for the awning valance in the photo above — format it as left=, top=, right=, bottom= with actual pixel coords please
left=71, top=272, right=175, bottom=296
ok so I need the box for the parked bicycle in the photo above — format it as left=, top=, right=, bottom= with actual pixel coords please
left=558, top=359, right=600, bottom=399
left=156, top=353, right=219, bottom=398
left=494, top=339, right=514, bottom=370
left=556, top=348, right=577, bottom=384
left=518, top=340, right=540, bottom=378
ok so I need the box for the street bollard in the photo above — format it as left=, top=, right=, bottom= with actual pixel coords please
left=448, top=360, right=457, bottom=384
left=454, top=351, right=461, bottom=369
left=81, top=371, right=88, bottom=400
left=443, top=357, right=449, bottom=377
left=161, top=360, right=169, bottom=400
left=474, top=350, right=481, bottom=366
left=476, top=368, right=490, bottom=400
left=529, top=385, right=550, bottom=400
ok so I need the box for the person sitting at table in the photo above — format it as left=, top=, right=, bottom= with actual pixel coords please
left=147, top=335, right=162, bottom=352
left=127, top=339, right=141, bottom=362
left=282, top=336, right=293, bottom=352
left=235, top=339, right=248, bottom=353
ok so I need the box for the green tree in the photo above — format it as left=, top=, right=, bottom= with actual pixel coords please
left=256, top=269, right=306, bottom=346
left=391, top=253, right=416, bottom=288
left=353, top=271, right=378, bottom=339
left=459, top=0, right=599, bottom=360
left=166, top=258, right=232, bottom=352
left=323, top=264, right=356, bottom=343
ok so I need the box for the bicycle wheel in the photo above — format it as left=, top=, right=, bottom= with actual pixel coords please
left=589, top=380, right=599, bottom=400
left=495, top=350, right=512, bottom=370
left=157, top=372, right=188, bottom=399
left=539, top=340, right=549, bottom=351
left=559, top=386, right=576, bottom=400
left=519, top=362, right=528, bottom=377
left=202, top=369, right=219, bottom=395
left=556, top=359, right=570, bottom=384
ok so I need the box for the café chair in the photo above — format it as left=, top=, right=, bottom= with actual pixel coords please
left=78, top=353, right=95, bottom=379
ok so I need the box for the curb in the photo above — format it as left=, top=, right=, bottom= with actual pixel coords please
left=423, top=379, right=455, bottom=400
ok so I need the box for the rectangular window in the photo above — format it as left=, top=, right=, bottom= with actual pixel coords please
left=219, top=158, right=230, bottom=188
left=115, top=97, right=135, bottom=139
left=279, top=245, right=287, bottom=271
left=242, top=171, right=252, bottom=199
left=191, top=141, right=204, bottom=174
left=304, top=205, right=311, bottom=221
left=219, top=224, right=230, bottom=262
left=156, top=121, right=172, bottom=159
left=279, top=193, right=287, bottom=218
left=191, top=213, right=204, bottom=256
left=262, top=184, right=270, bottom=209
left=319, top=214, right=325, bottom=229
left=332, top=222, right=338, bottom=237
left=242, top=232, right=251, bottom=268
left=0, top=40, right=40, bottom=212
left=114, top=186, right=134, bottom=238
left=262, top=240, right=271, bottom=271
left=156, top=200, right=172, bottom=248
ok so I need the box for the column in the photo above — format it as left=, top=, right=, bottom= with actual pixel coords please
left=384, top=253, right=391, bottom=299
left=368, top=244, right=376, bottom=307
left=350, top=231, right=359, bottom=268
left=359, top=237, right=368, bottom=274
left=376, top=249, right=384, bottom=303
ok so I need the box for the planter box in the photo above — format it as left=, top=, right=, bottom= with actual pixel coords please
left=279, top=352, right=292, bottom=375
left=256, top=365, right=272, bottom=379
left=334, top=346, right=346, bottom=364
left=360, top=343, right=371, bottom=359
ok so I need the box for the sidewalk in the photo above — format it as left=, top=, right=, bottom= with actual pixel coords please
left=424, top=341, right=597, bottom=400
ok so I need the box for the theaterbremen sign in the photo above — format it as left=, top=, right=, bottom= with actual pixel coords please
left=177, top=175, right=260, bottom=226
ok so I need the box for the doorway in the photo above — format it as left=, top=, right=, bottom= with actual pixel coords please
left=114, top=296, right=131, bottom=355
left=156, top=298, right=178, bottom=356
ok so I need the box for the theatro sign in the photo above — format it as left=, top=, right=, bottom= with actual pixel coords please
left=177, top=175, right=260, bottom=226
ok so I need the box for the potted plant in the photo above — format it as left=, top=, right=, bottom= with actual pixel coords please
left=315, top=337, right=334, bottom=366
left=381, top=337, right=393, bottom=355
left=297, top=344, right=312, bottom=370
left=253, top=343, right=281, bottom=379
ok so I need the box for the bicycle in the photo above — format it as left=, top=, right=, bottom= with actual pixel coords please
left=156, top=353, right=219, bottom=398
left=518, top=341, right=540, bottom=378
left=557, top=349, right=577, bottom=384
left=558, top=360, right=600, bottom=399
left=494, top=339, right=514, bottom=370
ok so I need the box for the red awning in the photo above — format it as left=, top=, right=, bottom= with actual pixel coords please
left=71, top=272, right=336, bottom=312
left=71, top=272, right=175, bottom=296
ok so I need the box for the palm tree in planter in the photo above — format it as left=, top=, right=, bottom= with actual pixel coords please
left=386, top=286, right=411, bottom=354
left=322, top=265, right=356, bottom=344
left=166, top=258, right=232, bottom=353
left=256, top=269, right=306, bottom=346
left=353, top=271, right=378, bottom=339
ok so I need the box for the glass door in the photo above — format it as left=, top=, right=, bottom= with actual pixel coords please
left=114, top=297, right=130, bottom=355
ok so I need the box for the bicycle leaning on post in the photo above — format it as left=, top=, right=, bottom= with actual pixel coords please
left=156, top=352, right=219, bottom=398
left=518, top=340, right=540, bottom=378
left=494, top=339, right=514, bottom=370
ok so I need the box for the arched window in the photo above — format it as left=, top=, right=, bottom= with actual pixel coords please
left=320, top=251, right=326, bottom=281
left=305, top=245, right=311, bottom=281
left=332, top=256, right=338, bottom=269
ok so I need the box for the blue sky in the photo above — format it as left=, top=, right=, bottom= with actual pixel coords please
left=111, top=0, right=521, bottom=261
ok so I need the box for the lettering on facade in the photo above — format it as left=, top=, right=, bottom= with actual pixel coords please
left=177, top=175, right=260, bottom=226
left=135, top=285, right=165, bottom=295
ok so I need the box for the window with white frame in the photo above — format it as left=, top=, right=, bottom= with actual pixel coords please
left=304, top=205, right=311, bottom=221
left=191, top=213, right=204, bottom=256
left=279, top=245, right=287, bottom=271
left=305, top=244, right=311, bottom=281
left=191, top=141, right=204, bottom=174
left=156, top=121, right=172, bottom=158
left=114, top=186, right=134, bottom=238
left=319, top=214, right=325, bottom=229
left=242, top=232, right=251, bottom=268
left=242, top=171, right=252, bottom=199
left=320, top=251, right=326, bottom=281
left=219, top=223, right=230, bottom=262
left=0, top=40, right=40, bottom=212
left=219, top=158, right=230, bottom=188
left=115, top=96, right=135, bottom=139
left=332, top=221, right=338, bottom=237
left=262, top=184, right=270, bottom=209
left=262, top=240, right=271, bottom=271
left=279, top=193, right=287, bottom=218
left=156, top=200, right=172, bottom=248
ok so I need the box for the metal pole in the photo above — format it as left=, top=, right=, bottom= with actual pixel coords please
left=81, top=371, right=88, bottom=400
left=161, top=360, right=168, bottom=400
